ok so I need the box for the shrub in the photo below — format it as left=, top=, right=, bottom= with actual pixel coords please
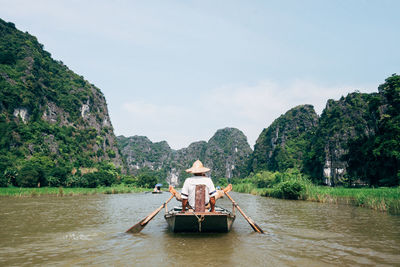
left=107, top=149, right=116, bottom=158
left=253, top=171, right=278, bottom=188
left=65, top=175, right=89, bottom=187
left=47, top=176, right=60, bottom=187
left=97, top=170, right=116, bottom=186
left=217, top=178, right=228, bottom=187
left=121, top=175, right=137, bottom=185
left=272, top=180, right=305, bottom=199
left=96, top=149, right=104, bottom=157
left=0, top=174, right=7, bottom=187
left=16, top=162, right=42, bottom=187
left=136, top=173, right=157, bottom=188
left=83, top=173, right=100, bottom=188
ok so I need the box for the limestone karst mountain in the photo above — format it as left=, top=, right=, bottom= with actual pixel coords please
left=117, top=127, right=252, bottom=185
left=0, top=18, right=124, bottom=187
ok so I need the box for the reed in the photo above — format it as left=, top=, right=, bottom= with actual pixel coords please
left=305, top=185, right=400, bottom=214
left=0, top=185, right=150, bottom=197
left=58, top=187, right=64, bottom=196
left=233, top=183, right=400, bottom=215
left=233, top=183, right=273, bottom=196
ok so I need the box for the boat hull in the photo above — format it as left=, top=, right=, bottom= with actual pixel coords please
left=164, top=207, right=235, bottom=233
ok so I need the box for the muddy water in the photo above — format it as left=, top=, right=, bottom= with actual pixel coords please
left=0, top=192, right=399, bottom=266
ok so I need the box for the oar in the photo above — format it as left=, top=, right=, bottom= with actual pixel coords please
left=126, top=195, right=174, bottom=233
left=224, top=191, right=264, bottom=234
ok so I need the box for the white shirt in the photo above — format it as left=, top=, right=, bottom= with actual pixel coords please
left=181, top=176, right=217, bottom=209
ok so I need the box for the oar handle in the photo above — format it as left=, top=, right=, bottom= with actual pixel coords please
left=141, top=195, right=174, bottom=225
left=224, top=191, right=264, bottom=234
left=225, top=192, right=251, bottom=221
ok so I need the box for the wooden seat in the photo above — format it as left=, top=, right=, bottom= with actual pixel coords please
left=194, top=184, right=206, bottom=212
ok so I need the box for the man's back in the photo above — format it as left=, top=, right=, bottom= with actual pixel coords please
left=181, top=176, right=216, bottom=209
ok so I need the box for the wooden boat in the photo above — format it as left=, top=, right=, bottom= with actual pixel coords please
left=152, top=183, right=163, bottom=194
left=164, top=206, right=235, bottom=233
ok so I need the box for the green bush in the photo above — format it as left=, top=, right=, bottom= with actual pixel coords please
left=253, top=171, right=278, bottom=188
left=82, top=173, right=99, bottom=188
left=121, top=175, right=137, bottom=185
left=107, top=149, right=116, bottom=158
left=47, top=176, right=60, bottom=187
left=272, top=180, right=305, bottom=199
left=16, top=162, right=42, bottom=187
left=136, top=173, right=157, bottom=188
left=0, top=174, right=8, bottom=187
left=97, top=170, right=117, bottom=186
left=65, top=175, right=89, bottom=188
left=217, top=178, right=228, bottom=187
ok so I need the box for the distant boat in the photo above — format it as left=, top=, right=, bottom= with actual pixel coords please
left=164, top=206, right=235, bottom=233
left=152, top=183, right=163, bottom=194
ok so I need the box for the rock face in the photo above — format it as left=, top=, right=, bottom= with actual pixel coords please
left=306, top=92, right=378, bottom=185
left=250, top=95, right=383, bottom=186
left=205, top=128, right=252, bottom=179
left=117, top=136, right=171, bottom=171
left=117, top=127, right=252, bottom=185
left=250, top=105, right=319, bottom=173
left=0, top=18, right=124, bottom=169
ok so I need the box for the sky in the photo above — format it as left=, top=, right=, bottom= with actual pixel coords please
left=1, top=0, right=399, bottom=149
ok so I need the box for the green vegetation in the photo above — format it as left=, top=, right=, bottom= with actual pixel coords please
left=250, top=105, right=318, bottom=174
left=233, top=169, right=309, bottom=200
left=206, top=127, right=252, bottom=178
left=302, top=92, right=380, bottom=185
left=248, top=75, right=400, bottom=188
left=0, top=185, right=149, bottom=197
left=233, top=169, right=400, bottom=214
left=304, top=75, right=400, bottom=187
left=0, top=155, right=124, bottom=188
left=345, top=75, right=400, bottom=186
left=1, top=15, right=398, bottom=224
left=117, top=127, right=252, bottom=182
left=0, top=18, right=124, bottom=188
left=304, top=186, right=400, bottom=214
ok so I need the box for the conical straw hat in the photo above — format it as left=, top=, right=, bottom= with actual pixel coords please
left=185, top=160, right=210, bottom=174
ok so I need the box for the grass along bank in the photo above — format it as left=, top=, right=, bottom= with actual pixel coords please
left=233, top=183, right=400, bottom=214
left=0, top=185, right=152, bottom=197
left=305, top=185, right=400, bottom=214
left=231, top=170, right=400, bottom=214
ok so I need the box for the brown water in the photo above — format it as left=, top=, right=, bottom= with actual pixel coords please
left=0, top=192, right=399, bottom=266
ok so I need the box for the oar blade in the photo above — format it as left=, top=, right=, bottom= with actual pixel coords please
left=126, top=195, right=174, bottom=234
left=126, top=218, right=147, bottom=234
left=224, top=191, right=265, bottom=234
left=248, top=220, right=264, bottom=234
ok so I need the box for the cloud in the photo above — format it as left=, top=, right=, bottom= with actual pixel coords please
left=121, top=101, right=189, bottom=129
left=117, top=80, right=377, bottom=150
left=119, top=101, right=211, bottom=149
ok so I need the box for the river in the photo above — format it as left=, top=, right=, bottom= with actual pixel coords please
left=0, top=192, right=399, bottom=266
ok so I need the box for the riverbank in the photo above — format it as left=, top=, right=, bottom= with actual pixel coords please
left=233, top=183, right=400, bottom=215
left=0, top=185, right=152, bottom=197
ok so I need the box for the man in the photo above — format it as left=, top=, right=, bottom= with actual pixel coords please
left=169, top=160, right=232, bottom=212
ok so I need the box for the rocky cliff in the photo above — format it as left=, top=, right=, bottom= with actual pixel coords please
left=250, top=105, right=319, bottom=173
left=117, top=127, right=252, bottom=185
left=118, top=76, right=399, bottom=187
left=250, top=85, right=397, bottom=187
left=0, top=18, right=124, bottom=185
left=305, top=92, right=378, bottom=185
left=343, top=75, right=400, bottom=186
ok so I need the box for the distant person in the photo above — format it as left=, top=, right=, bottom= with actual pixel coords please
left=169, top=160, right=232, bottom=212
left=153, top=185, right=161, bottom=192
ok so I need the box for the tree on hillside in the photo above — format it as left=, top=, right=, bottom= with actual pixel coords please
left=346, top=74, right=400, bottom=186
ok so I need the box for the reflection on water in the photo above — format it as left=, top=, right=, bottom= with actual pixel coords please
left=0, top=192, right=399, bottom=266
